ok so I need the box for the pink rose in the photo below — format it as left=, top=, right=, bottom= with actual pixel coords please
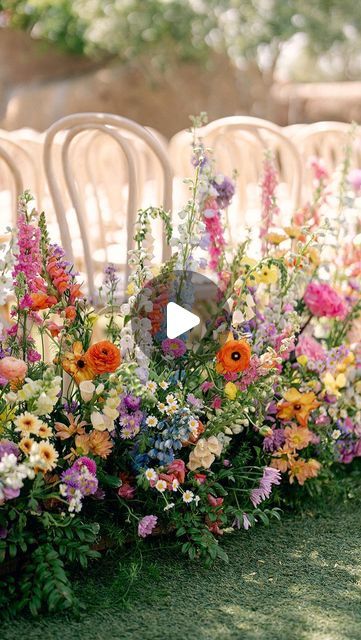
left=0, top=357, right=27, bottom=381
left=304, top=282, right=348, bottom=319
left=296, top=334, right=326, bottom=362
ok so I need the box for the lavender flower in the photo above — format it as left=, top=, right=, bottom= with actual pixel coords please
left=138, top=515, right=158, bottom=538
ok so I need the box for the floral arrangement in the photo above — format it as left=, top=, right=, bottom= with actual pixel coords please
left=0, top=121, right=360, bottom=616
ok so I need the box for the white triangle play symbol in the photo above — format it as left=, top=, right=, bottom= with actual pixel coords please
left=166, top=302, right=200, bottom=339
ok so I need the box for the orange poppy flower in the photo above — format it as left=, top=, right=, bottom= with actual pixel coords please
left=216, top=339, right=251, bottom=374
left=61, top=341, right=95, bottom=384
left=277, top=388, right=320, bottom=428
left=86, top=340, right=121, bottom=375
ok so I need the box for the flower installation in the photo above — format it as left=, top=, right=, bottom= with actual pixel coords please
left=0, top=121, right=360, bottom=616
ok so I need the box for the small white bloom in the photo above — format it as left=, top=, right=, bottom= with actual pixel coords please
left=159, top=380, right=169, bottom=390
left=164, top=502, right=175, bottom=511
left=146, top=415, right=158, bottom=427
left=188, top=418, right=199, bottom=433
left=79, top=380, right=96, bottom=402
left=183, top=490, right=194, bottom=504
left=145, top=468, right=158, bottom=482
left=332, top=429, right=341, bottom=440
left=171, top=478, right=179, bottom=491
left=146, top=381, right=157, bottom=393
left=155, top=479, right=167, bottom=493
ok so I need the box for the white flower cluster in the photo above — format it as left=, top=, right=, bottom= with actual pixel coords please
left=7, top=369, right=62, bottom=416
left=0, top=453, right=35, bottom=504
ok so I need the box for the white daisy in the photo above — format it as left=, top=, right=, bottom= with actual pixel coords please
left=188, top=418, right=199, bottom=433
left=146, top=381, right=157, bottom=393
left=166, top=394, right=176, bottom=404
left=182, top=490, right=194, bottom=504
left=155, top=479, right=167, bottom=492
left=145, top=468, right=158, bottom=482
left=146, top=415, right=158, bottom=427
left=157, top=402, right=166, bottom=413
left=171, top=478, right=179, bottom=491
left=159, top=380, right=169, bottom=390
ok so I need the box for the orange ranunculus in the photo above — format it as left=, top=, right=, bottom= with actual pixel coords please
left=86, top=340, right=121, bottom=374
left=216, top=339, right=251, bottom=374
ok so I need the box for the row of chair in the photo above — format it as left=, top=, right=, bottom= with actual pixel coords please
left=0, top=114, right=359, bottom=297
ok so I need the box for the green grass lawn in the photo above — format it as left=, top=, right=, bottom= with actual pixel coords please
left=2, top=498, right=361, bottom=640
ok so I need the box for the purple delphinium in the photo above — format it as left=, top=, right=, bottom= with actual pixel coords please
left=211, top=176, right=235, bottom=209
left=138, top=515, right=158, bottom=538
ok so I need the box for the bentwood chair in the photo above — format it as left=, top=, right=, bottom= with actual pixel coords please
left=43, top=113, right=173, bottom=300
left=0, top=136, right=24, bottom=226
left=169, top=116, right=302, bottom=251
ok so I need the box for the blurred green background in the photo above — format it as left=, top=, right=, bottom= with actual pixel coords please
left=1, top=1, right=361, bottom=133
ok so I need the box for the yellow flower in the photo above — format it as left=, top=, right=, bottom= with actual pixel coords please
left=126, top=282, right=136, bottom=296
left=14, top=412, right=44, bottom=436
left=265, top=232, right=288, bottom=245
left=224, top=382, right=238, bottom=400
left=322, top=372, right=346, bottom=397
left=297, top=355, right=308, bottom=367
left=277, top=388, right=320, bottom=427
left=61, top=341, right=95, bottom=384
left=255, top=264, right=279, bottom=285
left=284, top=226, right=305, bottom=240
left=19, top=436, right=35, bottom=455
left=38, top=423, right=53, bottom=439
left=337, top=352, right=355, bottom=373
left=38, top=441, right=59, bottom=472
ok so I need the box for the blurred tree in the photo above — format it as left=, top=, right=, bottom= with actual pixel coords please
left=1, top=0, right=361, bottom=81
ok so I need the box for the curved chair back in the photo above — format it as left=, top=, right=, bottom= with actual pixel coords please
left=43, top=113, right=173, bottom=299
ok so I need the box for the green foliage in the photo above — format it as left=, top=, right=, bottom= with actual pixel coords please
left=2, top=0, right=361, bottom=78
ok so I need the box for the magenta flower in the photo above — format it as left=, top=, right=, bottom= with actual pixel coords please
left=304, top=282, right=348, bottom=319
left=162, top=338, right=187, bottom=358
left=138, top=515, right=158, bottom=538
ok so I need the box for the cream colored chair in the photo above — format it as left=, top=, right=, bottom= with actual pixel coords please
left=43, top=113, right=173, bottom=300
left=170, top=116, right=302, bottom=252
left=0, top=136, right=25, bottom=227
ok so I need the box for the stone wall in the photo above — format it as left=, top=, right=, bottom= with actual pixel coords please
left=1, top=27, right=360, bottom=136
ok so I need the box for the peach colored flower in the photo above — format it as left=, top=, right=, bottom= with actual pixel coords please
left=284, top=426, right=313, bottom=451
left=0, top=356, right=27, bottom=381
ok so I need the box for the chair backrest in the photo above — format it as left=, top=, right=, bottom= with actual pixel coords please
left=169, top=116, right=302, bottom=248
left=290, top=121, right=361, bottom=173
left=0, top=136, right=24, bottom=226
left=43, top=113, right=173, bottom=299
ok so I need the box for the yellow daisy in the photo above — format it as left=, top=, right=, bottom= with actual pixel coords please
left=38, top=441, right=59, bottom=472
left=14, top=412, right=43, bottom=436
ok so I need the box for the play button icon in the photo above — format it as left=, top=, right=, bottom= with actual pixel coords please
left=130, top=269, right=231, bottom=358
left=166, top=302, right=200, bottom=339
